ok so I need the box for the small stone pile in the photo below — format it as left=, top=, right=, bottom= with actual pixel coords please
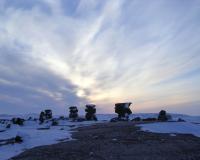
left=115, top=102, right=132, bottom=120
left=69, top=106, right=79, bottom=121
left=39, top=109, right=53, bottom=124
left=44, top=110, right=53, bottom=119
left=158, top=110, right=168, bottom=121
left=85, top=104, right=97, bottom=121
left=12, top=118, right=25, bottom=126
left=51, top=119, right=59, bottom=126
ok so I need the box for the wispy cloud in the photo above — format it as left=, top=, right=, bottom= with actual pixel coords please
left=0, top=0, right=200, bottom=114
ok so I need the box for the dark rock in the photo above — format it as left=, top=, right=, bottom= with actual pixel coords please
left=39, top=109, right=53, bottom=122
left=177, top=118, right=185, bottom=122
left=77, top=118, right=85, bottom=122
left=12, top=118, right=25, bottom=126
left=85, top=104, right=98, bottom=121
left=110, top=117, right=118, bottom=122
left=51, top=119, right=59, bottom=126
left=6, top=124, right=11, bottom=129
left=39, top=111, right=45, bottom=124
left=44, top=109, right=52, bottom=119
left=115, top=102, right=132, bottom=120
left=132, top=117, right=141, bottom=121
left=37, top=127, right=50, bottom=130
left=59, top=116, right=65, bottom=120
left=142, top=118, right=157, bottom=122
left=27, top=117, right=32, bottom=121
left=69, top=106, right=79, bottom=121
left=15, top=136, right=23, bottom=143
left=68, top=125, right=76, bottom=128
left=110, top=117, right=129, bottom=122
left=45, top=120, right=49, bottom=123
left=158, top=110, right=168, bottom=121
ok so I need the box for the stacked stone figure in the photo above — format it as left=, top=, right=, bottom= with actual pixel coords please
left=12, top=118, right=25, bottom=126
left=44, top=109, right=52, bottom=119
left=69, top=106, right=79, bottom=121
left=85, top=104, right=97, bottom=121
left=39, top=109, right=53, bottom=124
left=115, top=102, right=132, bottom=120
left=158, top=110, right=168, bottom=121
left=39, top=111, right=45, bottom=124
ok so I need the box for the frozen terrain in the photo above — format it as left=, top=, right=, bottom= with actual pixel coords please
left=137, top=113, right=200, bottom=137
left=0, top=113, right=200, bottom=160
left=139, top=122, right=200, bottom=137
left=0, top=115, right=106, bottom=160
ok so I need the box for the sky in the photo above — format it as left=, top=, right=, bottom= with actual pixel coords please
left=0, top=0, right=200, bottom=115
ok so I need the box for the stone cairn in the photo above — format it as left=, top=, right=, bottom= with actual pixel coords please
left=39, top=111, right=45, bottom=124
left=39, top=109, right=53, bottom=124
left=44, top=109, right=53, bottom=119
left=157, top=110, right=168, bottom=121
left=114, top=102, right=132, bottom=121
left=85, top=104, right=97, bottom=121
left=69, top=106, right=79, bottom=121
left=12, top=118, right=25, bottom=126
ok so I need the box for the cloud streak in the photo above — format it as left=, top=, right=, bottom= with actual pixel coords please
left=0, top=0, right=200, bottom=115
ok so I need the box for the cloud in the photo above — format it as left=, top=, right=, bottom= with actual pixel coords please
left=0, top=49, right=87, bottom=114
left=0, top=0, right=200, bottom=115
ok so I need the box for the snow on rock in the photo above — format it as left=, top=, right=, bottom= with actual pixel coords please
left=139, top=122, right=200, bottom=137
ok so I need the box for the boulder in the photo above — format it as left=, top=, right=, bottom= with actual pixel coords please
left=27, top=117, right=32, bottom=121
left=132, top=117, right=141, bottom=122
left=177, top=118, right=185, bottom=122
left=158, top=110, right=168, bottom=121
left=142, top=118, right=157, bottom=122
left=59, top=116, right=65, bottom=120
left=12, top=118, right=25, bottom=126
left=15, top=136, right=23, bottom=143
left=77, top=118, right=85, bottom=122
left=110, top=117, right=119, bottom=122
left=51, top=119, right=59, bottom=126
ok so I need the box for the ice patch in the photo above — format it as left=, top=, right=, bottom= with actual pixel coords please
left=139, top=122, right=200, bottom=137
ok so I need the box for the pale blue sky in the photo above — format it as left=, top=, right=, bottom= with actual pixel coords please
left=0, top=0, right=200, bottom=115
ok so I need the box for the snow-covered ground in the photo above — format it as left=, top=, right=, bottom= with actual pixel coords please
left=0, top=121, right=71, bottom=160
left=131, top=113, right=200, bottom=123
left=137, top=113, right=200, bottom=137
left=139, top=122, right=200, bottom=137
left=0, top=115, right=108, bottom=160
left=0, top=113, right=200, bottom=160
left=132, top=113, right=200, bottom=138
